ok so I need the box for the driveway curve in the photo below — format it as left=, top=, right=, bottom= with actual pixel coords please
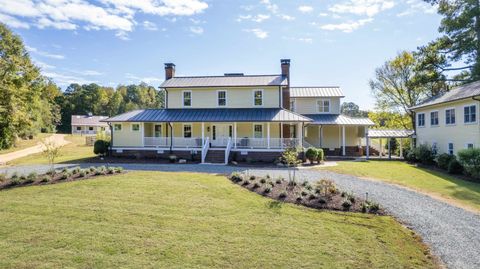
left=1, top=163, right=479, bottom=268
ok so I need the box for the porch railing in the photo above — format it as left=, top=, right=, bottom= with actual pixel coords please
left=143, top=137, right=302, bottom=149
left=224, top=137, right=232, bottom=164
left=235, top=138, right=301, bottom=149
left=144, top=137, right=203, bottom=148
left=201, top=137, right=210, bottom=163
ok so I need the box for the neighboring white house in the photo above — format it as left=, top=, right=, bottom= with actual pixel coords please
left=409, top=81, right=480, bottom=155
left=71, top=115, right=109, bottom=135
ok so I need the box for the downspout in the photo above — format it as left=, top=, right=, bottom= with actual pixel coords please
left=164, top=88, right=169, bottom=109
left=169, top=122, right=173, bottom=154
left=108, top=122, right=113, bottom=157
left=319, top=125, right=323, bottom=147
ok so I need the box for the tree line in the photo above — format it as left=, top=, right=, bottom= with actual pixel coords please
left=0, top=23, right=164, bottom=149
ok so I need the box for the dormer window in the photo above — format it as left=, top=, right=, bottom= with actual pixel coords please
left=253, top=90, right=263, bottom=106
left=317, top=99, right=330, bottom=113
left=183, top=91, right=192, bottom=107
left=217, top=90, right=227, bottom=107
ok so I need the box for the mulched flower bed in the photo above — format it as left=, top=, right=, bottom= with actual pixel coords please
left=229, top=172, right=383, bottom=214
left=0, top=166, right=125, bottom=191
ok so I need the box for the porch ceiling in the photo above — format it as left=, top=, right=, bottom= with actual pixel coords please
left=103, top=108, right=312, bottom=123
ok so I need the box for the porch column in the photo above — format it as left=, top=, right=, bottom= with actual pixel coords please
left=141, top=122, right=144, bottom=147
left=280, top=122, right=284, bottom=149
left=399, top=138, right=403, bottom=158
left=379, top=138, right=383, bottom=158
left=365, top=127, right=370, bottom=160
left=297, top=122, right=302, bottom=148
left=267, top=122, right=270, bottom=149
left=201, top=122, right=205, bottom=145
left=388, top=137, right=392, bottom=159
left=342, top=125, right=346, bottom=156
left=234, top=122, right=237, bottom=149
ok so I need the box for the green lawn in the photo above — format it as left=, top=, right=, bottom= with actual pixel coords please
left=0, top=133, right=51, bottom=154
left=0, top=171, right=437, bottom=268
left=8, top=135, right=96, bottom=165
left=322, top=160, right=480, bottom=212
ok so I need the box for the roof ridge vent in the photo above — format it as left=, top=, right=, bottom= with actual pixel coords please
left=224, top=73, right=244, bottom=76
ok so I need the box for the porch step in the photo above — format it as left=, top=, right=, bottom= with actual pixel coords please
left=205, top=150, right=225, bottom=164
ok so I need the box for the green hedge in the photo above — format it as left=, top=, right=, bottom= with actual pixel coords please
left=458, top=148, right=480, bottom=179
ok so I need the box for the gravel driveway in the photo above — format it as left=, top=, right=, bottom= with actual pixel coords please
left=1, top=163, right=479, bottom=269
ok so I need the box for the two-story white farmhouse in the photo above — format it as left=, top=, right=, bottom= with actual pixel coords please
left=410, top=81, right=480, bottom=155
left=104, top=60, right=373, bottom=163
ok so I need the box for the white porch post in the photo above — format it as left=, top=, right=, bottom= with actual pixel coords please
left=297, top=122, right=302, bottom=148
left=267, top=122, right=270, bottom=149
left=280, top=123, right=284, bottom=149
left=342, top=125, right=346, bottom=156
left=234, top=122, right=237, bottom=149
left=399, top=138, right=403, bottom=158
left=141, top=122, right=144, bottom=147
left=388, top=137, right=391, bottom=159
left=201, top=122, right=205, bottom=145
left=379, top=138, right=383, bottom=158
left=365, top=127, right=370, bottom=160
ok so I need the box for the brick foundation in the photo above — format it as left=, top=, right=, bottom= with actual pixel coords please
left=112, top=149, right=201, bottom=162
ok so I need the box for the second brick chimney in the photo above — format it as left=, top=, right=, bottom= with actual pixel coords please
left=281, top=59, right=291, bottom=110
left=165, top=63, right=176, bottom=80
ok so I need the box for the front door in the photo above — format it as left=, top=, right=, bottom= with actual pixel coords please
left=211, top=124, right=233, bottom=147
left=154, top=124, right=162, bottom=137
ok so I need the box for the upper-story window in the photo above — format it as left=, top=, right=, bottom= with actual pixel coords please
left=430, top=111, right=439, bottom=126
left=464, top=105, right=476, bottom=123
left=183, top=91, right=192, bottom=107
left=316, top=99, right=330, bottom=113
left=253, top=90, right=263, bottom=106
left=217, top=90, right=227, bottom=107
left=417, top=113, right=425, bottom=127
left=445, top=108, right=455, bottom=125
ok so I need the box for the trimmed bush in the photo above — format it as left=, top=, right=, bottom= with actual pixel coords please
left=316, top=148, right=324, bottom=163
left=107, top=167, right=115, bottom=174
left=40, top=176, right=49, bottom=183
left=275, top=178, right=282, bottom=184
left=305, top=147, right=318, bottom=163
left=93, top=139, right=110, bottom=156
left=301, top=191, right=308, bottom=196
left=279, top=192, right=287, bottom=199
left=342, top=200, right=352, bottom=210
left=447, top=159, right=463, bottom=174
left=79, top=170, right=86, bottom=177
left=436, top=153, right=455, bottom=170
left=230, top=172, right=243, bottom=183
left=458, top=148, right=480, bottom=179
left=253, top=182, right=260, bottom=189
left=414, top=144, right=435, bottom=165
left=259, top=178, right=266, bottom=184
left=114, top=167, right=124, bottom=173
left=404, top=149, right=417, bottom=163
left=264, top=187, right=271, bottom=193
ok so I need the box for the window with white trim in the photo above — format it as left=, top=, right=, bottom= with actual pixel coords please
left=183, top=124, right=192, bottom=138
left=417, top=113, right=425, bottom=127
left=445, top=109, right=455, bottom=125
left=131, top=124, right=140, bottom=131
left=253, top=90, right=263, bottom=106
left=183, top=91, right=192, bottom=107
left=464, top=105, right=476, bottom=123
left=253, top=124, right=263, bottom=138
left=430, top=111, right=439, bottom=126
left=316, top=99, right=330, bottom=113
left=467, top=143, right=474, bottom=149
left=448, top=143, right=454, bottom=155
left=217, top=90, right=227, bottom=106
left=114, top=124, right=122, bottom=131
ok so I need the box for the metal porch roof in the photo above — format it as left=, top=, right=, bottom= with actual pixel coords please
left=303, top=114, right=374, bottom=125
left=367, top=129, right=414, bottom=138
left=104, top=108, right=312, bottom=123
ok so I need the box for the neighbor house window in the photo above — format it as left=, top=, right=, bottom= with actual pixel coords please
left=131, top=124, right=140, bottom=131
left=183, top=124, right=192, bottom=138
left=445, top=109, right=455, bottom=125
left=76, top=126, right=82, bottom=131
left=430, top=111, right=439, bottom=126
left=464, top=105, right=476, bottom=123
left=417, top=113, right=425, bottom=127
left=114, top=124, right=122, bottom=131
left=253, top=90, right=263, bottom=106
left=253, top=124, right=263, bottom=138
left=183, top=91, right=192, bottom=107
left=89, top=126, right=94, bottom=131
left=316, top=99, right=330, bottom=113
left=448, top=143, right=454, bottom=155
left=217, top=90, right=227, bottom=106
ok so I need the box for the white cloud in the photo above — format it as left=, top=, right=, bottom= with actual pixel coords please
left=283, top=36, right=313, bottom=43
left=398, top=0, right=437, bottom=17
left=82, top=70, right=103, bottom=76
left=237, top=14, right=270, bottom=23
left=244, top=28, right=268, bottom=39
left=260, top=0, right=278, bottom=14
left=26, top=46, right=65, bottom=59
left=189, top=26, right=204, bottom=34
left=125, top=73, right=163, bottom=84
left=142, top=20, right=158, bottom=31
left=279, top=14, right=295, bottom=21
left=33, top=59, right=55, bottom=70
left=0, top=0, right=208, bottom=37
left=319, top=18, right=373, bottom=33
left=115, top=31, right=130, bottom=40
left=43, top=71, right=96, bottom=86
left=298, top=5, right=314, bottom=13
left=329, top=0, right=394, bottom=17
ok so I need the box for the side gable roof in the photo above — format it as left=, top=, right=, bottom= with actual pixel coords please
left=71, top=115, right=109, bottom=126
left=410, top=80, right=480, bottom=110
left=290, top=87, right=344, bottom=98
left=160, top=75, right=288, bottom=88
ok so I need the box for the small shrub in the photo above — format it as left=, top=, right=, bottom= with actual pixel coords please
left=253, top=182, right=260, bottom=189
left=436, top=153, right=455, bottom=170
left=458, top=148, right=480, bottom=179
left=230, top=172, right=243, bottom=183
left=275, top=178, right=282, bottom=184
left=305, top=147, right=319, bottom=163
left=98, top=166, right=106, bottom=172
left=61, top=167, right=68, bottom=173
left=447, top=159, right=464, bottom=174
left=301, top=180, right=309, bottom=187
left=107, top=167, right=115, bottom=174
left=264, top=187, right=271, bottom=193
left=93, top=139, right=110, bottom=156
left=344, top=192, right=356, bottom=203
left=249, top=175, right=256, bottom=181
left=316, top=148, right=324, bottom=163
left=296, top=196, right=302, bottom=202
left=72, top=166, right=81, bottom=174
left=242, top=180, right=249, bottom=186
left=19, top=174, right=27, bottom=181
left=301, top=191, right=308, bottom=196
left=260, top=178, right=266, bottom=184
left=60, top=173, right=68, bottom=180
left=89, top=166, right=96, bottom=172
left=342, top=200, right=352, bottom=210
left=414, top=144, right=435, bottom=165
left=315, top=179, right=337, bottom=196
left=27, top=172, right=37, bottom=181
left=308, top=194, right=316, bottom=200
left=279, top=192, right=287, bottom=199
left=79, top=170, right=86, bottom=177
left=95, top=170, right=102, bottom=176
left=266, top=174, right=271, bottom=179
left=114, top=167, right=123, bottom=173
left=267, top=181, right=275, bottom=187
left=10, top=178, right=21, bottom=186
left=318, top=198, right=326, bottom=204
left=369, top=202, right=380, bottom=213
left=361, top=203, right=368, bottom=213
left=287, top=180, right=297, bottom=187
left=341, top=191, right=347, bottom=197
left=305, top=184, right=312, bottom=191
left=0, top=174, right=6, bottom=183
left=40, top=176, right=49, bottom=183
left=10, top=172, right=18, bottom=180
left=404, top=149, right=417, bottom=163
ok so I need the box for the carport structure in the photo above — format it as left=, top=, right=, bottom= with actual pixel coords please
left=366, top=129, right=414, bottom=159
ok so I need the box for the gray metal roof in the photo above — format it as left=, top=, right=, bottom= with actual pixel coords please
left=304, top=114, right=374, bottom=125
left=71, top=115, right=109, bottom=126
left=367, top=129, right=414, bottom=138
left=104, top=108, right=312, bottom=123
left=160, top=75, right=288, bottom=88
left=410, top=80, right=480, bottom=110
left=290, top=87, right=344, bottom=98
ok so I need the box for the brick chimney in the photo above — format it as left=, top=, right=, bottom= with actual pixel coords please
left=281, top=59, right=290, bottom=110
left=165, top=63, right=175, bottom=80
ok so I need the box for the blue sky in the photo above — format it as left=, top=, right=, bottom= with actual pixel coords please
left=1, top=0, right=441, bottom=110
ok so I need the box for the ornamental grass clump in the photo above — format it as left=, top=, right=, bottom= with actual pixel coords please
left=259, top=178, right=266, bottom=184
left=79, top=170, right=86, bottom=178
left=25, top=172, right=37, bottom=184
left=107, top=167, right=115, bottom=174
left=230, top=172, right=243, bottom=183
left=114, top=167, right=124, bottom=173
left=342, top=200, right=352, bottom=211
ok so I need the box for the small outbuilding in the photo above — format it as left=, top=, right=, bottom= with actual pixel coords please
left=366, top=129, right=414, bottom=159
left=71, top=115, right=109, bottom=135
